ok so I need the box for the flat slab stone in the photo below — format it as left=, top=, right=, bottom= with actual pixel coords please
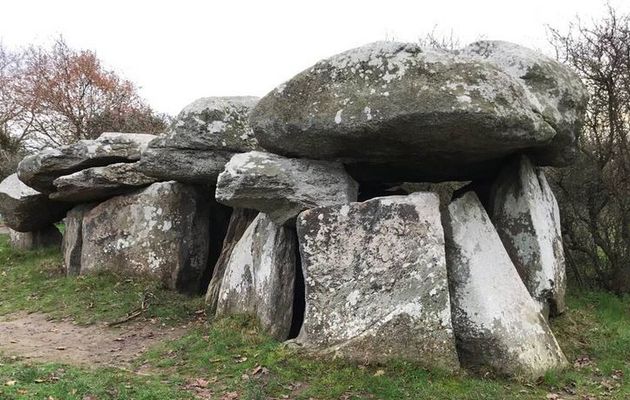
left=0, top=174, right=69, bottom=232
left=215, top=213, right=296, bottom=340
left=250, top=41, right=587, bottom=182
left=80, top=181, right=210, bottom=294
left=51, top=162, right=158, bottom=203
left=490, top=156, right=567, bottom=317
left=216, top=151, right=358, bottom=225
left=296, top=193, right=460, bottom=370
left=18, top=132, right=156, bottom=193
left=445, top=191, right=567, bottom=378
left=137, top=97, right=260, bottom=183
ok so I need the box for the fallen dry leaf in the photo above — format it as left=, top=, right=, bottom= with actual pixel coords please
left=4, top=380, right=16, bottom=386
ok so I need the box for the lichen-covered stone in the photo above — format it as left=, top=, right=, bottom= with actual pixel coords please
left=251, top=41, right=587, bottom=182
left=490, top=156, right=567, bottom=317
left=17, top=132, right=156, bottom=193
left=80, top=181, right=210, bottom=294
left=445, top=192, right=567, bottom=378
left=216, top=151, right=358, bottom=225
left=205, top=208, right=259, bottom=315
left=462, top=41, right=589, bottom=165
left=0, top=174, right=69, bottom=232
left=51, top=162, right=158, bottom=203
left=9, top=225, right=62, bottom=250
left=215, top=213, right=296, bottom=340
left=137, top=97, right=260, bottom=183
left=62, top=204, right=96, bottom=276
left=296, top=193, right=460, bottom=370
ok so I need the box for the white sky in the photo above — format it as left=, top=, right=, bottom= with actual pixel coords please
left=1, top=0, right=628, bottom=115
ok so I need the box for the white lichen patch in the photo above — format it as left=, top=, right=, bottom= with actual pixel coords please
left=297, top=193, right=459, bottom=368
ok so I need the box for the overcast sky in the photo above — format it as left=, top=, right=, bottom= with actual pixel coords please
left=1, top=0, right=628, bottom=115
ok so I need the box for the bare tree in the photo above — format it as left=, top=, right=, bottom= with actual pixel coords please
left=547, top=5, right=630, bottom=293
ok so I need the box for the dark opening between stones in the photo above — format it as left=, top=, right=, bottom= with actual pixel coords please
left=288, top=234, right=305, bottom=339
left=199, top=201, right=233, bottom=295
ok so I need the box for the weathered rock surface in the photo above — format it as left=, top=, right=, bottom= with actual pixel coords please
left=296, top=193, right=460, bottom=369
left=0, top=174, right=69, bottom=232
left=250, top=41, right=587, bottom=182
left=215, top=213, right=296, bottom=340
left=205, top=208, right=259, bottom=315
left=445, top=192, right=567, bottom=378
left=62, top=204, right=96, bottom=276
left=462, top=41, right=589, bottom=165
left=18, top=132, right=156, bottom=193
left=9, top=225, right=62, bottom=250
left=490, top=156, right=567, bottom=317
left=80, top=181, right=210, bottom=294
left=51, top=162, right=158, bottom=203
left=216, top=151, right=358, bottom=225
left=137, top=97, right=260, bottom=183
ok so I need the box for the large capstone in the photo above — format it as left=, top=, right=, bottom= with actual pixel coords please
left=216, top=151, right=358, bottom=225
left=9, top=225, right=62, bottom=251
left=137, top=97, right=260, bottom=183
left=80, top=181, right=210, bottom=294
left=490, top=156, right=567, bottom=317
left=51, top=162, right=158, bottom=203
left=17, top=132, right=156, bottom=193
left=250, top=41, right=587, bottom=182
left=296, top=193, right=460, bottom=370
left=462, top=41, right=589, bottom=165
left=215, top=213, right=296, bottom=340
left=0, top=174, right=69, bottom=232
left=445, top=191, right=567, bottom=378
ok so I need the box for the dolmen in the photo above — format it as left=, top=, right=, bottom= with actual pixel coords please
left=3, top=40, right=588, bottom=379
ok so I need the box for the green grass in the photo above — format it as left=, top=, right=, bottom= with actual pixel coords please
left=0, top=234, right=204, bottom=325
left=0, top=234, right=628, bottom=399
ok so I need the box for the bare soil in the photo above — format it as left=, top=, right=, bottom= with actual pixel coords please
left=0, top=313, right=187, bottom=368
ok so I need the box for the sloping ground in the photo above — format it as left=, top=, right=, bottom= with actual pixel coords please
left=0, top=313, right=185, bottom=368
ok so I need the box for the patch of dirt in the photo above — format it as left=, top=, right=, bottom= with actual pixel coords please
left=0, top=225, right=9, bottom=234
left=0, top=313, right=187, bottom=368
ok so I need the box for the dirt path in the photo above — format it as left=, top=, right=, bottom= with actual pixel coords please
left=0, top=225, right=9, bottom=234
left=0, top=313, right=187, bottom=368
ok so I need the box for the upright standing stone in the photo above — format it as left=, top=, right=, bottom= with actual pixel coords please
left=62, top=204, right=96, bottom=276
left=80, top=182, right=210, bottom=294
left=205, top=208, right=259, bottom=315
left=296, top=193, right=459, bottom=370
left=490, top=156, right=567, bottom=317
left=445, top=192, right=567, bottom=378
left=8, top=225, right=62, bottom=250
left=215, top=213, right=296, bottom=340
